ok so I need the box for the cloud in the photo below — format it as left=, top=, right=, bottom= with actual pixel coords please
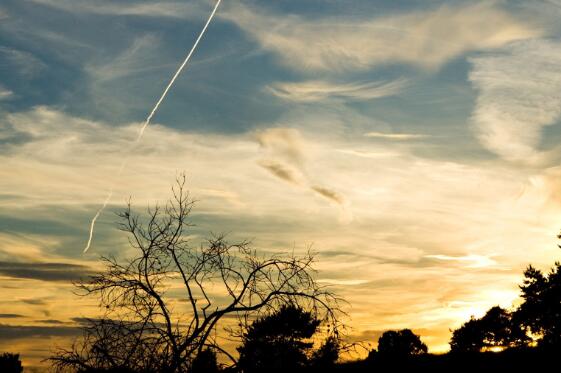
left=86, top=34, right=164, bottom=82
left=267, top=79, right=406, bottom=102
left=0, top=86, right=13, bottom=101
left=310, top=185, right=345, bottom=205
left=2, top=106, right=561, bottom=355
left=336, top=149, right=398, bottom=159
left=364, top=132, right=427, bottom=140
left=28, top=0, right=206, bottom=19
left=469, top=39, right=561, bottom=163
left=0, top=46, right=46, bottom=78
left=0, top=314, right=25, bottom=319
left=424, top=254, right=497, bottom=269
left=258, top=159, right=303, bottom=185
left=0, top=324, right=81, bottom=340
left=20, top=298, right=49, bottom=306
left=0, top=260, right=96, bottom=282
left=317, top=278, right=368, bottom=286
left=347, top=329, right=385, bottom=345
left=255, top=127, right=306, bottom=165
left=255, top=128, right=347, bottom=206
left=223, top=2, right=541, bottom=71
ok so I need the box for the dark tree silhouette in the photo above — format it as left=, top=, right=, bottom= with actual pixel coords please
left=236, top=305, right=340, bottom=373
left=0, top=353, right=23, bottom=373
left=191, top=349, right=219, bottom=373
left=376, top=329, right=428, bottom=358
left=449, top=317, right=485, bottom=353
left=450, top=306, right=528, bottom=353
left=515, top=262, right=561, bottom=347
left=310, top=335, right=340, bottom=370
left=50, top=175, right=341, bottom=372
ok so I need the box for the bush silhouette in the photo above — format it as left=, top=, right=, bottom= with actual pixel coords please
left=0, top=353, right=23, bottom=373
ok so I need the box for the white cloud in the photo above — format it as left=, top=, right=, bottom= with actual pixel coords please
left=222, top=2, right=541, bottom=71
left=425, top=254, right=497, bottom=269
left=469, top=39, right=561, bottom=163
left=267, top=79, right=406, bottom=102
left=336, top=149, right=399, bottom=158
left=86, top=34, right=164, bottom=82
left=364, top=132, right=427, bottom=140
left=27, top=0, right=206, bottom=19
left=0, top=86, right=13, bottom=101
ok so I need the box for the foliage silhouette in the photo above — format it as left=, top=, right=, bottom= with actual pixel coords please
left=49, top=175, right=341, bottom=373
left=0, top=353, right=23, bottom=373
left=237, top=305, right=340, bottom=373
left=310, top=335, right=340, bottom=369
left=376, top=329, right=427, bottom=358
left=515, top=262, right=561, bottom=347
left=191, top=349, right=219, bottom=373
left=450, top=306, right=528, bottom=352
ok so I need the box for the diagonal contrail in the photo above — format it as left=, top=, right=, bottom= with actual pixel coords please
left=84, top=0, right=223, bottom=253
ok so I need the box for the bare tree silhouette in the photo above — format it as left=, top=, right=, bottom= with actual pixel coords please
left=50, top=174, right=341, bottom=372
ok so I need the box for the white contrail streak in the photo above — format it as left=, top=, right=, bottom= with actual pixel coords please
left=84, top=0, right=222, bottom=253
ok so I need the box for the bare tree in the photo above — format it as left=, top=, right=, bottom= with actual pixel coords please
left=50, top=175, right=341, bottom=372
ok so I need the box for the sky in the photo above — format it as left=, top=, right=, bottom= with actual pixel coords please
left=2, top=0, right=561, bottom=369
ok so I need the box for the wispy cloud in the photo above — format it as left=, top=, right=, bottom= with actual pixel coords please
left=310, top=185, right=345, bottom=205
left=2, top=107, right=560, bottom=355
left=469, top=39, right=561, bottom=163
left=255, top=128, right=348, bottom=207
left=425, top=254, right=497, bottom=269
left=317, top=278, right=369, bottom=286
left=0, top=260, right=96, bottom=282
left=0, top=314, right=24, bottom=319
left=0, top=86, right=13, bottom=101
left=86, top=34, right=164, bottom=82
left=223, top=2, right=541, bottom=71
left=267, top=79, right=406, bottom=102
left=336, top=149, right=399, bottom=158
left=0, top=324, right=81, bottom=340
left=0, top=46, right=46, bottom=78
left=28, top=0, right=206, bottom=19
left=258, top=159, right=304, bottom=185
left=364, top=132, right=427, bottom=140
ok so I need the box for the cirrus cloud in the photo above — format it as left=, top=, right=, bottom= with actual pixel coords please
left=470, top=39, right=561, bottom=163
left=267, top=79, right=406, bottom=102
left=222, top=2, right=541, bottom=72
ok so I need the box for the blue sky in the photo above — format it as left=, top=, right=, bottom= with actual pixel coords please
left=2, top=0, right=561, bottom=369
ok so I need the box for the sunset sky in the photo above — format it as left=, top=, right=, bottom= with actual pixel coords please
left=2, top=0, right=561, bottom=369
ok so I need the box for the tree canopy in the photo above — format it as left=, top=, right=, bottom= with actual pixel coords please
left=237, top=305, right=340, bottom=373
left=516, top=262, right=561, bottom=347
left=376, top=329, right=428, bottom=358
left=450, top=306, right=528, bottom=352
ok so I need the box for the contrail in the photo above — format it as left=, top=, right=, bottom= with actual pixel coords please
left=84, top=0, right=222, bottom=253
